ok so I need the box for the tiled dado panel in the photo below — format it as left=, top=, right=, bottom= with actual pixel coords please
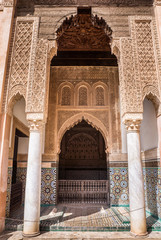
left=110, top=166, right=161, bottom=216
left=143, top=167, right=161, bottom=218
left=16, top=167, right=58, bottom=205
left=16, top=167, right=27, bottom=204
left=109, top=167, right=129, bottom=206
left=41, top=168, right=58, bottom=205
left=6, top=167, right=12, bottom=217
left=5, top=166, right=161, bottom=218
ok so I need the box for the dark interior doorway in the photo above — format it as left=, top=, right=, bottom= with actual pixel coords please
left=59, top=120, right=107, bottom=180
left=58, top=120, right=109, bottom=204
left=10, top=129, right=27, bottom=214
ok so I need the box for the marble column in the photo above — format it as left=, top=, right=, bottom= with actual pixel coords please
left=125, top=119, right=147, bottom=236
left=23, top=120, right=43, bottom=237
left=0, top=113, right=11, bottom=232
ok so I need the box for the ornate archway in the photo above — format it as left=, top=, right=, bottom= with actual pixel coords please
left=57, top=112, right=110, bottom=154
left=58, top=119, right=109, bottom=204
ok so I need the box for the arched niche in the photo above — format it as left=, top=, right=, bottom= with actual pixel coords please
left=92, top=81, right=109, bottom=106
left=75, top=82, right=92, bottom=106
left=140, top=98, right=159, bottom=151
left=57, top=82, right=74, bottom=106
left=57, top=112, right=109, bottom=154
left=59, top=120, right=107, bottom=180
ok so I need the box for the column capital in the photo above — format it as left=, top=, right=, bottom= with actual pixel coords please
left=122, top=113, right=143, bottom=132
left=124, top=119, right=142, bottom=132
left=154, top=0, right=161, bottom=6
left=2, top=0, right=16, bottom=7
left=28, top=120, right=44, bottom=132
left=26, top=113, right=46, bottom=131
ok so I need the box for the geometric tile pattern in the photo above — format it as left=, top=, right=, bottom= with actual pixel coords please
left=5, top=167, right=12, bottom=217
left=5, top=166, right=161, bottom=220
left=41, top=168, right=57, bottom=205
left=109, top=168, right=129, bottom=206
left=5, top=206, right=161, bottom=232
left=143, top=167, right=161, bottom=218
left=16, top=167, right=27, bottom=204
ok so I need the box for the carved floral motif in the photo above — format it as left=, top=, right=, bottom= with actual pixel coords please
left=124, top=119, right=142, bottom=132
left=28, top=119, right=44, bottom=131
left=56, top=13, right=112, bottom=51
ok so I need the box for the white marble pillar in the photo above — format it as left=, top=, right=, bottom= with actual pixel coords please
left=23, top=120, right=43, bottom=237
left=125, top=119, right=147, bottom=236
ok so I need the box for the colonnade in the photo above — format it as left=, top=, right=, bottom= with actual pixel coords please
left=0, top=0, right=161, bottom=237
left=0, top=105, right=160, bottom=237
left=21, top=116, right=148, bottom=236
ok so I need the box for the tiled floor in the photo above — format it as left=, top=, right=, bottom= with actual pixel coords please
left=5, top=204, right=161, bottom=232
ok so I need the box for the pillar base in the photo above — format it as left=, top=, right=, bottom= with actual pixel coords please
left=22, top=232, right=40, bottom=238
left=130, top=231, right=148, bottom=238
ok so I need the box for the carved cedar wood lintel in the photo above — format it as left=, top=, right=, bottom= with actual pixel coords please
left=56, top=13, right=112, bottom=51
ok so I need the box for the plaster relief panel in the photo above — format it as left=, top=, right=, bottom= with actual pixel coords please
left=45, top=66, right=121, bottom=156
left=7, top=18, right=37, bottom=104
left=26, top=38, right=48, bottom=113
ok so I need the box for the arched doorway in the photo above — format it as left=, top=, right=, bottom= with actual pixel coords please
left=58, top=120, right=109, bottom=204
left=45, top=6, right=120, bottom=207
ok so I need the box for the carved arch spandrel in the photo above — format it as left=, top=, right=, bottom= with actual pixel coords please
left=57, top=112, right=110, bottom=154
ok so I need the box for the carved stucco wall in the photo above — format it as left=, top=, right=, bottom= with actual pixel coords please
left=3, top=17, right=38, bottom=113
left=15, top=5, right=153, bottom=39
left=2, top=16, right=50, bottom=123
left=44, top=66, right=121, bottom=156
left=2, top=5, right=161, bottom=154
left=112, top=16, right=161, bottom=118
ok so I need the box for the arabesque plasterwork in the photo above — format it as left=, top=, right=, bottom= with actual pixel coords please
left=2, top=11, right=161, bottom=153
left=4, top=17, right=39, bottom=114
left=26, top=38, right=48, bottom=114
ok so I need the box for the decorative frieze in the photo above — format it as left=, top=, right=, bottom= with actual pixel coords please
left=0, top=0, right=15, bottom=8
left=17, top=0, right=153, bottom=6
